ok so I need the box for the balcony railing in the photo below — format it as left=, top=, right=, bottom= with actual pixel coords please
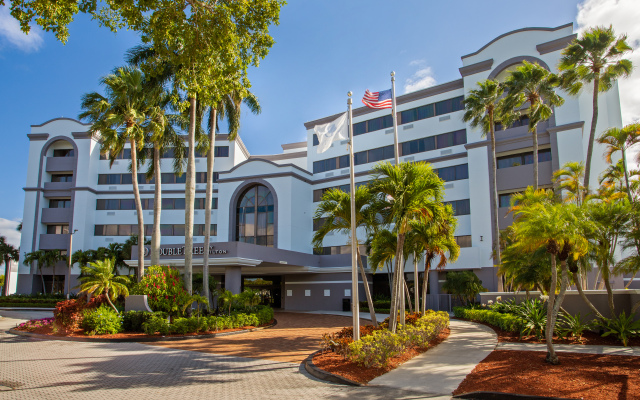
left=46, top=157, right=76, bottom=173
left=41, top=208, right=72, bottom=224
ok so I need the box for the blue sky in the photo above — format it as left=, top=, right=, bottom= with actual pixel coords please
left=0, top=0, right=637, bottom=243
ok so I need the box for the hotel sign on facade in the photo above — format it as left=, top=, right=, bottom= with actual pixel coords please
left=143, top=245, right=229, bottom=259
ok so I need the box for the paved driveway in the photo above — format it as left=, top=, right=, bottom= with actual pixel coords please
left=0, top=311, right=443, bottom=400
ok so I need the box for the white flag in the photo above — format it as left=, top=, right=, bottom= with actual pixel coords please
left=314, top=112, right=348, bottom=154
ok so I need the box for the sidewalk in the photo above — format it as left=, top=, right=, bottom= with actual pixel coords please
left=369, top=319, right=497, bottom=398
left=296, top=310, right=390, bottom=322
left=497, top=341, right=640, bottom=356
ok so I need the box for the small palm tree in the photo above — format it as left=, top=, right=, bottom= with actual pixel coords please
left=597, top=123, right=640, bottom=201
left=77, top=259, right=130, bottom=312
left=313, top=185, right=379, bottom=326
left=553, top=161, right=587, bottom=206
left=217, top=289, right=237, bottom=316
left=80, top=67, right=158, bottom=280
left=0, top=237, right=19, bottom=296
left=559, top=26, right=633, bottom=191
left=502, top=61, right=564, bottom=190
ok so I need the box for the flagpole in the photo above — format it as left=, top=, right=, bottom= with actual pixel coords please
left=391, top=71, right=399, bottom=165
left=347, top=91, right=360, bottom=342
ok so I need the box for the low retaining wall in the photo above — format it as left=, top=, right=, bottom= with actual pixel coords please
left=479, top=290, right=640, bottom=320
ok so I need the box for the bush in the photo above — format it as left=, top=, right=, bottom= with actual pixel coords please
left=130, top=266, right=193, bottom=316
left=82, top=305, right=123, bottom=335
left=347, top=311, right=449, bottom=368
left=255, top=306, right=274, bottom=325
left=54, top=295, right=107, bottom=331
left=454, top=306, right=525, bottom=333
left=597, top=312, right=640, bottom=347
left=121, top=311, right=167, bottom=332
left=170, top=317, right=200, bottom=334
left=557, top=312, right=594, bottom=341
left=442, top=271, right=486, bottom=306
left=515, top=299, right=547, bottom=339
left=142, top=315, right=170, bottom=335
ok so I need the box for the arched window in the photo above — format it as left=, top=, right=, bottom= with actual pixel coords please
left=236, top=185, right=275, bottom=247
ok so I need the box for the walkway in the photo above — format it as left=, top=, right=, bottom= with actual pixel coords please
left=369, top=319, right=498, bottom=398
left=151, top=311, right=372, bottom=363
left=497, top=341, right=640, bottom=356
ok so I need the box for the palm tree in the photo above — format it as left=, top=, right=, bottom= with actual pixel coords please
left=369, top=161, right=444, bottom=332
left=45, top=250, right=67, bottom=294
left=463, top=80, right=515, bottom=291
left=512, top=198, right=592, bottom=364
left=0, top=237, right=19, bottom=296
left=597, top=123, right=640, bottom=202
left=80, top=67, right=158, bottom=280
left=77, top=259, right=130, bottom=312
left=406, top=209, right=460, bottom=313
left=502, top=61, right=564, bottom=190
left=202, top=90, right=261, bottom=306
left=553, top=161, right=587, bottom=206
left=313, top=186, right=379, bottom=326
left=23, top=250, right=47, bottom=294
left=559, top=26, right=633, bottom=191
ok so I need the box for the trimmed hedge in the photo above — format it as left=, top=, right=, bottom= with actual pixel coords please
left=0, top=302, right=58, bottom=308
left=453, top=306, right=525, bottom=333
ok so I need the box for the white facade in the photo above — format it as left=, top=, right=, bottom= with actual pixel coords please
left=16, top=23, right=629, bottom=308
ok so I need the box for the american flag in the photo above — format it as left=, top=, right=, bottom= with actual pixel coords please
left=362, top=89, right=393, bottom=109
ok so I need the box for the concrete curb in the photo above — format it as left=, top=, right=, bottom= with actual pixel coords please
left=7, top=319, right=277, bottom=343
left=0, top=307, right=56, bottom=311
left=303, top=350, right=363, bottom=387
left=454, top=391, right=578, bottom=400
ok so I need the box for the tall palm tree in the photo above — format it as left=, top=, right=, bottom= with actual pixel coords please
left=0, top=237, right=19, bottom=296
left=202, top=90, right=261, bottom=306
left=512, top=198, right=592, bottom=364
left=77, top=259, right=130, bottom=312
left=23, top=250, right=47, bottom=294
left=313, top=186, right=379, bottom=326
left=553, top=161, right=587, bottom=206
left=502, top=61, right=564, bottom=190
left=369, top=161, right=444, bottom=332
left=406, top=209, right=459, bottom=313
left=559, top=26, right=633, bottom=191
left=463, top=80, right=515, bottom=291
left=597, top=123, right=640, bottom=202
left=45, top=250, right=67, bottom=294
left=80, top=67, right=158, bottom=280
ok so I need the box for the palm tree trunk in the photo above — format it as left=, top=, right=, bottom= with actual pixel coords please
left=104, top=288, right=118, bottom=313
left=625, top=272, right=636, bottom=289
left=602, top=265, right=615, bottom=316
left=545, top=252, right=558, bottom=364
left=404, top=278, right=413, bottom=314
left=489, top=123, right=503, bottom=291
left=413, top=257, right=419, bottom=314
left=421, top=254, right=434, bottom=313
left=533, top=125, right=539, bottom=191
left=130, top=138, right=145, bottom=281
left=572, top=270, right=604, bottom=319
left=583, top=75, right=600, bottom=192
left=184, top=96, right=197, bottom=295
left=52, top=261, right=56, bottom=294
left=203, top=108, right=217, bottom=309
left=593, top=269, right=601, bottom=290
left=2, top=256, right=9, bottom=296
left=390, top=232, right=406, bottom=332
left=39, top=263, right=46, bottom=295
left=356, top=248, right=377, bottom=326
left=622, top=149, right=633, bottom=201
left=151, top=143, right=162, bottom=266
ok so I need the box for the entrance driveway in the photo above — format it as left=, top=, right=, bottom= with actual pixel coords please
left=151, top=311, right=370, bottom=363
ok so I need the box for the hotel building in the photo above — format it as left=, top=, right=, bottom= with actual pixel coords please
left=14, top=23, right=633, bottom=310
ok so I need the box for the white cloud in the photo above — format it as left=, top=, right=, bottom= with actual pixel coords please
left=404, top=62, right=437, bottom=94
left=576, top=0, right=640, bottom=126
left=0, top=6, right=43, bottom=52
left=0, top=218, right=21, bottom=248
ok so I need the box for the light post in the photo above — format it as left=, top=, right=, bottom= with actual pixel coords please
left=66, top=229, right=78, bottom=300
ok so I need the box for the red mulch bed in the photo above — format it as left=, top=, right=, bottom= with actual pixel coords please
left=15, top=320, right=273, bottom=339
left=312, top=328, right=450, bottom=384
left=455, top=317, right=640, bottom=347
left=453, top=350, right=640, bottom=400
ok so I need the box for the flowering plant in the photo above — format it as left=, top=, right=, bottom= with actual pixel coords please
left=131, top=265, right=192, bottom=316
left=16, top=317, right=55, bottom=331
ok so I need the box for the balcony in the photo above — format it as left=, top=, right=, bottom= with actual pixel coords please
left=46, top=157, right=76, bottom=173
left=39, top=234, right=70, bottom=250
left=41, top=208, right=72, bottom=224
left=43, top=181, right=73, bottom=192
left=496, top=161, right=552, bottom=192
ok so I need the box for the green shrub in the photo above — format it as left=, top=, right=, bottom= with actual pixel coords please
left=347, top=311, right=449, bottom=368
left=516, top=299, right=547, bottom=339
left=130, top=266, right=193, bottom=316
left=82, top=305, right=123, bottom=335
left=454, top=307, right=525, bottom=333
left=597, top=312, right=640, bottom=347
left=142, top=315, right=170, bottom=335
left=170, top=317, right=200, bottom=334
left=121, top=311, right=167, bottom=332
left=557, top=312, right=594, bottom=340
left=255, top=306, right=274, bottom=325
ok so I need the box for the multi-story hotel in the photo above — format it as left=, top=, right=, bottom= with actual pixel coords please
left=14, top=23, right=632, bottom=310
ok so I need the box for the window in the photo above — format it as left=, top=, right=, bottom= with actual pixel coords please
left=313, top=217, right=327, bottom=231
left=400, top=130, right=466, bottom=157
left=313, top=181, right=370, bottom=202
left=455, top=235, right=472, bottom=248
left=51, top=174, right=73, bottom=183
left=194, top=224, right=217, bottom=236
left=53, top=149, right=74, bottom=157
left=98, top=174, right=119, bottom=185
left=47, top=225, right=69, bottom=234
left=497, top=149, right=552, bottom=169
left=496, top=115, right=530, bottom=131
left=120, top=199, right=135, bottom=210
left=435, top=96, right=464, bottom=116
left=215, top=146, right=229, bottom=157
left=446, top=199, right=471, bottom=216
left=436, top=164, right=469, bottom=182
left=499, top=193, right=517, bottom=208
left=401, top=104, right=435, bottom=124
left=312, top=134, right=320, bottom=146
left=236, top=185, right=275, bottom=247
left=49, top=199, right=71, bottom=208
left=94, top=224, right=214, bottom=236
left=435, top=129, right=466, bottom=149
left=353, top=122, right=367, bottom=136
